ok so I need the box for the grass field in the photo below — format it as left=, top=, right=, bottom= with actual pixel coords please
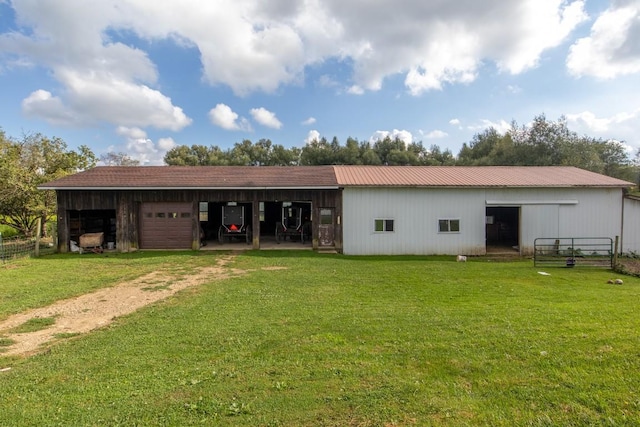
left=1, top=251, right=639, bottom=426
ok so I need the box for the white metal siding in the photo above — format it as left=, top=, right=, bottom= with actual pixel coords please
left=343, top=186, right=625, bottom=256
left=342, top=188, right=486, bottom=255
left=623, top=198, right=640, bottom=253
left=520, top=204, right=559, bottom=253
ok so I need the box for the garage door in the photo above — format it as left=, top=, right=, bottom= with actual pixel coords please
left=140, top=202, right=193, bottom=249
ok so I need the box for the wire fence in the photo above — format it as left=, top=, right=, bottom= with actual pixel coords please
left=0, top=233, right=55, bottom=263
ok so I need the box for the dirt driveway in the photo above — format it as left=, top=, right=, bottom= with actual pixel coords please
left=0, top=255, right=250, bottom=358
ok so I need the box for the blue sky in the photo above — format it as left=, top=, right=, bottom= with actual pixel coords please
left=1, top=0, right=639, bottom=165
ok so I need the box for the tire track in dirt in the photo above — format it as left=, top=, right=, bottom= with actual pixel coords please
left=0, top=255, right=244, bottom=357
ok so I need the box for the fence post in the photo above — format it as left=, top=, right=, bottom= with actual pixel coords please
left=0, top=232, right=3, bottom=263
left=35, top=218, right=41, bottom=257
left=614, top=235, right=619, bottom=269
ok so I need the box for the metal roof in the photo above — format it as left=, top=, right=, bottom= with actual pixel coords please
left=333, top=165, right=633, bottom=188
left=39, top=165, right=633, bottom=190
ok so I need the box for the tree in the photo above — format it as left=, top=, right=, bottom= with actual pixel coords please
left=0, top=131, right=96, bottom=236
left=457, top=114, right=633, bottom=178
left=300, top=137, right=336, bottom=165
left=99, top=152, right=140, bottom=166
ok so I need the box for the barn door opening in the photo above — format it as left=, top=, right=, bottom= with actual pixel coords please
left=486, top=207, right=520, bottom=252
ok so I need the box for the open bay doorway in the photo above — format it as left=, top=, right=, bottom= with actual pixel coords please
left=485, top=206, right=520, bottom=253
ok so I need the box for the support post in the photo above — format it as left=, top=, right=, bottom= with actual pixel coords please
left=252, top=199, right=260, bottom=250
left=35, top=218, right=42, bottom=257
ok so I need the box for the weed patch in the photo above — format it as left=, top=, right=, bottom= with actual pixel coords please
left=9, top=316, right=56, bottom=333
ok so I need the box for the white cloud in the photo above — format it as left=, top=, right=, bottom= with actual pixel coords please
left=347, top=85, right=364, bottom=95
left=302, top=117, right=316, bottom=125
left=305, top=129, right=321, bottom=145
left=369, top=129, right=413, bottom=145
left=112, top=126, right=173, bottom=165
left=157, top=137, right=176, bottom=151
left=318, top=75, right=340, bottom=88
left=250, top=107, right=283, bottom=129
left=0, top=1, right=191, bottom=131
left=208, top=103, right=252, bottom=131
left=55, top=69, right=191, bottom=131
left=567, top=2, right=640, bottom=78
left=116, top=126, right=147, bottom=140
left=21, top=90, right=80, bottom=126
left=468, top=119, right=511, bottom=134
left=449, top=118, right=461, bottom=126
left=566, top=109, right=640, bottom=149
left=0, top=0, right=592, bottom=108
left=424, top=130, right=448, bottom=139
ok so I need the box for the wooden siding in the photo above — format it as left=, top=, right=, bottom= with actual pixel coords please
left=55, top=189, right=341, bottom=253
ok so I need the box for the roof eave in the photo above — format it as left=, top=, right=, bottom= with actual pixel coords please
left=39, top=185, right=341, bottom=191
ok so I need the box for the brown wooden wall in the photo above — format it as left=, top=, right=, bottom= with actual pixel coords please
left=56, top=189, right=342, bottom=253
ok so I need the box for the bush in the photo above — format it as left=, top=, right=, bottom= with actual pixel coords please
left=0, top=224, right=19, bottom=239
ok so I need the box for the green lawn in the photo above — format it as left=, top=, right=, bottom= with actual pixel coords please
left=1, top=251, right=639, bottom=426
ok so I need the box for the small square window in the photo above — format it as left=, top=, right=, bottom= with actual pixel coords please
left=439, top=219, right=460, bottom=233
left=374, top=218, right=394, bottom=232
left=156, top=212, right=166, bottom=218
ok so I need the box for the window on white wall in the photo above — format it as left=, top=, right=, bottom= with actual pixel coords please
left=438, top=219, right=460, bottom=233
left=374, top=219, right=394, bottom=232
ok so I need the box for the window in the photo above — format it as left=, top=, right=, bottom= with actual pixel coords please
left=320, top=209, right=333, bottom=225
left=374, top=219, right=394, bottom=232
left=199, top=202, right=208, bottom=222
left=438, top=219, right=460, bottom=233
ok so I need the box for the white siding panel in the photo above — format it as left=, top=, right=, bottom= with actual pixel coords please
left=343, top=186, right=626, bottom=256
left=558, top=189, right=622, bottom=238
left=520, top=205, right=558, bottom=254
left=342, top=188, right=486, bottom=255
left=623, top=198, right=640, bottom=253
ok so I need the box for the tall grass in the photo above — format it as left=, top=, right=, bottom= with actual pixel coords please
left=1, top=251, right=639, bottom=426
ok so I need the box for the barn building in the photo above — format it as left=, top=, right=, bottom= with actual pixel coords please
left=40, top=165, right=635, bottom=256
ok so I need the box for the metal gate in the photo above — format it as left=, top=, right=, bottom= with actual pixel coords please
left=534, top=237, right=614, bottom=268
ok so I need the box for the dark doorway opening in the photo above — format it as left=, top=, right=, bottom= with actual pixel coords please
left=486, top=207, right=519, bottom=250
left=69, top=209, right=116, bottom=247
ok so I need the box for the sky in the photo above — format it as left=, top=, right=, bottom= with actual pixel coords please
left=0, top=0, right=639, bottom=165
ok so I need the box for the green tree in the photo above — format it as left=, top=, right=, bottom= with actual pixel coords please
left=0, top=131, right=96, bottom=236
left=300, top=137, right=337, bottom=165
left=164, top=145, right=209, bottom=165
left=457, top=114, right=632, bottom=178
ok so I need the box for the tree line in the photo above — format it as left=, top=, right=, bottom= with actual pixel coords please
left=164, top=136, right=456, bottom=167
left=164, top=114, right=637, bottom=182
